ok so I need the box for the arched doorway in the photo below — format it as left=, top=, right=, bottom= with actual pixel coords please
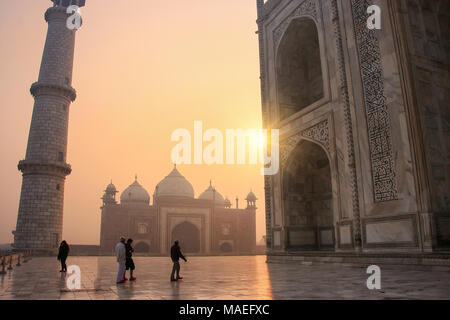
left=171, top=221, right=201, bottom=254
left=276, top=18, right=324, bottom=120
left=134, top=241, right=150, bottom=254
left=283, top=140, right=334, bottom=250
left=220, top=242, right=233, bottom=253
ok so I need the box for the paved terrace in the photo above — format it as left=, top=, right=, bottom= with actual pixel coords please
left=0, top=256, right=449, bottom=300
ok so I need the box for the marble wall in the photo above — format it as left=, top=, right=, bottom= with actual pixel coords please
left=257, top=0, right=450, bottom=254
left=400, top=0, right=450, bottom=247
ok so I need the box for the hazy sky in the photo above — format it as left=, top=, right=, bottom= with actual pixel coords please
left=0, top=0, right=265, bottom=245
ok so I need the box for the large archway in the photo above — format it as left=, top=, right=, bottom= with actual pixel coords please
left=276, top=18, right=324, bottom=121
left=283, top=140, right=334, bottom=250
left=171, top=221, right=201, bottom=254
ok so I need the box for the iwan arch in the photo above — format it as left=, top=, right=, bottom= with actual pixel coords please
left=257, top=0, right=450, bottom=259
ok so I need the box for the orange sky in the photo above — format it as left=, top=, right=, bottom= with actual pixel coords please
left=0, top=0, right=265, bottom=245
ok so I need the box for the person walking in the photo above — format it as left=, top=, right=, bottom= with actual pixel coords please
left=125, top=238, right=136, bottom=281
left=170, top=240, right=187, bottom=281
left=57, top=240, right=70, bottom=272
left=115, top=237, right=127, bottom=284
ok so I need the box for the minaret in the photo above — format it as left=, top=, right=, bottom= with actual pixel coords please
left=102, top=181, right=118, bottom=206
left=245, top=190, right=258, bottom=209
left=13, top=0, right=86, bottom=252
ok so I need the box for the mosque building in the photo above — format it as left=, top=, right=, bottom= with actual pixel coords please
left=99, top=166, right=257, bottom=255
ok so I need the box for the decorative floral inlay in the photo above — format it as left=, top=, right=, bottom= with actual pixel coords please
left=273, top=0, right=318, bottom=46
left=280, top=120, right=330, bottom=166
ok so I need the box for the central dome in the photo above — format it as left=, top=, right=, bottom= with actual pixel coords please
left=154, top=166, right=195, bottom=199
left=120, top=177, right=150, bottom=204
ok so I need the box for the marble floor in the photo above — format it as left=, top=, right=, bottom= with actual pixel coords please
left=0, top=256, right=449, bottom=300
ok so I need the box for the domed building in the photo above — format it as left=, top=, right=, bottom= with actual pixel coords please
left=99, top=166, right=257, bottom=256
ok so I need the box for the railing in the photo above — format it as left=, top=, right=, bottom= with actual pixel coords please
left=0, top=251, right=32, bottom=275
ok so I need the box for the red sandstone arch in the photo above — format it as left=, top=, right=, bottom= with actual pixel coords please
left=134, top=241, right=150, bottom=254
left=171, top=221, right=201, bottom=254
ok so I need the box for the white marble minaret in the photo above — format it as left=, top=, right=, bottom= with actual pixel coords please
left=13, top=0, right=86, bottom=252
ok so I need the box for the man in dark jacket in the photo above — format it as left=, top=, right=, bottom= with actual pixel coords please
left=57, top=241, right=70, bottom=272
left=125, top=238, right=136, bottom=281
left=170, top=240, right=187, bottom=281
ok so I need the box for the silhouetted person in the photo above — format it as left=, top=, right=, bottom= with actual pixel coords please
left=170, top=240, right=187, bottom=281
left=57, top=240, right=70, bottom=272
left=125, top=238, right=136, bottom=281
left=115, top=237, right=127, bottom=284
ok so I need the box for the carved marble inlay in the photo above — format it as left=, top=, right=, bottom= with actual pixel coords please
left=273, top=0, right=318, bottom=46
left=301, top=120, right=330, bottom=152
left=280, top=134, right=302, bottom=165
left=280, top=120, right=330, bottom=166
left=330, top=0, right=361, bottom=236
left=351, top=0, right=398, bottom=202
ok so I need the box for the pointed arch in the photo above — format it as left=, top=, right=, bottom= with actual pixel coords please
left=171, top=221, right=201, bottom=254
left=276, top=17, right=324, bottom=120
left=282, top=139, right=335, bottom=250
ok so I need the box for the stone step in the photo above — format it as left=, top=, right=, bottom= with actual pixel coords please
left=267, top=252, right=450, bottom=270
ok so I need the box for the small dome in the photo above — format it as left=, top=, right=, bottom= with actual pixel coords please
left=199, top=182, right=225, bottom=205
left=224, top=197, right=232, bottom=208
left=120, top=177, right=150, bottom=204
left=105, top=181, right=117, bottom=193
left=154, top=166, right=195, bottom=199
left=246, top=190, right=257, bottom=201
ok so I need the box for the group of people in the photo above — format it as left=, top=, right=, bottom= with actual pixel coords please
left=115, top=237, right=188, bottom=284
left=114, top=237, right=137, bottom=284
left=57, top=237, right=188, bottom=284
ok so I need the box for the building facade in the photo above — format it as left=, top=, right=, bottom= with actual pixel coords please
left=13, top=0, right=86, bottom=252
left=99, top=167, right=257, bottom=256
left=257, top=0, right=450, bottom=254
